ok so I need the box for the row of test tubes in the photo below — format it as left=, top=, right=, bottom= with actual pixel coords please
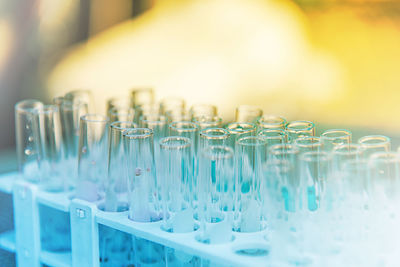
left=14, top=88, right=400, bottom=266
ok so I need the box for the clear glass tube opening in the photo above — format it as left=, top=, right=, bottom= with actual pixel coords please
left=257, top=115, right=287, bottom=130
left=358, top=135, right=391, bottom=158
left=190, top=104, right=217, bottom=118
left=294, top=136, right=323, bottom=153
left=285, top=120, right=315, bottom=142
left=192, top=115, right=222, bottom=130
left=257, top=129, right=288, bottom=147
left=109, top=106, right=135, bottom=123
left=226, top=122, right=256, bottom=149
left=235, top=105, right=263, bottom=123
left=320, top=129, right=352, bottom=151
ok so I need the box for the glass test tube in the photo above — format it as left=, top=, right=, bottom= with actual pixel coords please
left=64, top=89, right=95, bottom=112
left=320, top=129, right=352, bottom=151
left=197, top=145, right=234, bottom=244
left=108, top=106, right=135, bottom=123
left=369, top=152, right=400, bottom=202
left=257, top=129, right=288, bottom=147
left=234, top=136, right=267, bottom=232
left=124, top=128, right=160, bottom=222
left=294, top=136, right=323, bottom=153
left=15, top=99, right=44, bottom=182
left=226, top=122, right=256, bottom=149
left=159, top=137, right=194, bottom=232
left=257, top=115, right=287, bottom=131
left=358, top=135, right=391, bottom=158
left=199, top=128, right=230, bottom=150
left=34, top=105, right=66, bottom=192
left=165, top=109, right=191, bottom=123
left=285, top=120, right=315, bottom=142
left=235, top=105, right=263, bottom=123
left=192, top=115, right=222, bottom=130
left=189, top=104, right=217, bottom=118
left=106, top=97, right=133, bottom=114
left=299, top=151, right=332, bottom=212
left=59, top=99, right=89, bottom=184
left=160, top=97, right=186, bottom=115
left=77, top=114, right=109, bottom=201
left=106, top=121, right=137, bottom=212
left=332, top=144, right=365, bottom=170
left=268, top=144, right=300, bottom=212
left=130, top=88, right=154, bottom=107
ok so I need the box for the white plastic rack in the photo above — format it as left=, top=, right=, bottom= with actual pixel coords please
left=0, top=172, right=270, bottom=267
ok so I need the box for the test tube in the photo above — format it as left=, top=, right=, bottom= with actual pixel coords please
left=294, top=136, right=323, bottom=153
left=106, top=97, right=133, bottom=114
left=165, top=109, right=191, bottom=123
left=159, top=136, right=194, bottom=232
left=77, top=114, right=109, bottom=201
left=34, top=105, right=66, bottom=192
left=320, top=129, right=352, bottom=152
left=189, top=104, right=217, bottom=118
left=108, top=106, right=135, bottom=123
left=192, top=115, right=222, bottom=130
left=199, top=128, right=230, bottom=151
left=332, top=143, right=364, bottom=170
left=124, top=128, right=160, bottom=222
left=369, top=152, right=400, bottom=202
left=64, top=89, right=95, bottom=112
left=160, top=97, right=186, bottom=115
left=226, top=122, right=257, bottom=149
left=285, top=120, right=315, bottom=142
left=106, top=121, right=137, bottom=212
left=15, top=99, right=43, bottom=182
left=197, top=145, right=234, bottom=244
left=257, top=129, right=288, bottom=147
left=257, top=115, right=287, bottom=131
left=59, top=99, right=89, bottom=185
left=268, top=144, right=300, bottom=212
left=299, top=151, right=332, bottom=212
left=234, top=136, right=267, bottom=232
left=358, top=135, right=391, bottom=158
left=130, top=87, right=154, bottom=107
left=235, top=105, right=263, bottom=123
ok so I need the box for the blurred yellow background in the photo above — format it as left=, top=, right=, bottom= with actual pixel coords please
left=2, top=0, right=400, bottom=150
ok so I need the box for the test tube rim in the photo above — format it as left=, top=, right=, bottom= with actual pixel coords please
left=320, top=129, right=352, bottom=140
left=159, top=136, right=191, bottom=150
left=236, top=136, right=267, bottom=147
left=268, top=143, right=300, bottom=155
left=140, top=114, right=167, bottom=126
left=358, top=135, right=391, bottom=147
left=110, top=121, right=137, bottom=131
left=15, top=99, right=44, bottom=113
left=226, top=122, right=256, bottom=134
left=299, top=151, right=331, bottom=163
left=123, top=128, right=153, bottom=139
left=333, top=143, right=364, bottom=156
left=294, top=136, right=322, bottom=147
left=285, top=120, right=314, bottom=132
left=257, top=115, right=287, bottom=126
left=200, top=128, right=230, bottom=140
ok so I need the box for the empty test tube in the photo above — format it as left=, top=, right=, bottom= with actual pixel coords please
left=77, top=114, right=109, bottom=201
left=130, top=88, right=154, bottom=107
left=234, top=136, right=267, bottom=232
left=294, top=136, right=323, bottom=153
left=159, top=136, right=194, bottom=232
left=160, top=97, right=186, bottom=115
left=199, top=128, right=230, bottom=151
left=106, top=121, right=137, bottom=212
left=285, top=120, right=315, bottom=142
left=64, top=89, right=95, bottom=112
left=190, top=104, right=217, bottom=118
left=124, top=128, right=160, bottom=222
left=15, top=99, right=44, bottom=182
left=106, top=97, right=133, bottom=114
left=257, top=115, right=287, bottom=131
left=257, top=129, right=288, bottom=147
left=192, top=115, right=222, bottom=130
left=320, top=129, right=352, bottom=151
left=235, top=105, right=263, bottom=123
left=198, top=145, right=234, bottom=244
left=108, top=106, right=135, bottom=123
left=358, top=135, right=391, bottom=158
left=332, top=143, right=364, bottom=170
left=33, top=105, right=66, bottom=192
left=226, top=122, right=257, bottom=149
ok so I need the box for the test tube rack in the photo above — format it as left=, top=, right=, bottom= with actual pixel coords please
left=0, top=172, right=270, bottom=267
